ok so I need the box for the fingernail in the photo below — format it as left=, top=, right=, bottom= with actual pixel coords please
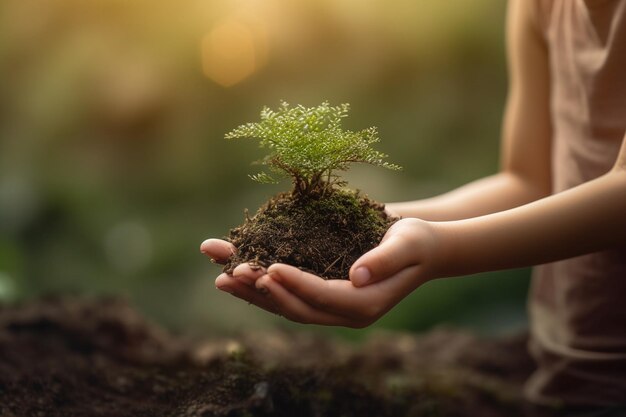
left=352, top=267, right=371, bottom=286
left=217, top=285, right=235, bottom=294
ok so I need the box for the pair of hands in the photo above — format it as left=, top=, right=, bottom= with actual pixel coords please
left=201, top=218, right=442, bottom=328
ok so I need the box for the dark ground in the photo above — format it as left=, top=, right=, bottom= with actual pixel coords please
left=0, top=297, right=558, bottom=417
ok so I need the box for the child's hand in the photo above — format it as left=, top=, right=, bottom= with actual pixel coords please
left=201, top=218, right=444, bottom=328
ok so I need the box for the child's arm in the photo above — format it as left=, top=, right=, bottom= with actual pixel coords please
left=354, top=147, right=626, bottom=285
left=441, top=144, right=626, bottom=275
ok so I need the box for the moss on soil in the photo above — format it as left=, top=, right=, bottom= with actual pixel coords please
left=224, top=188, right=397, bottom=279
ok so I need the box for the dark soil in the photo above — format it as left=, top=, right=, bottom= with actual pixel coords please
left=224, top=189, right=396, bottom=279
left=0, top=296, right=568, bottom=417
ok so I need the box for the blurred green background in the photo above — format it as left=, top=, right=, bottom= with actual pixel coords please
left=0, top=0, right=529, bottom=338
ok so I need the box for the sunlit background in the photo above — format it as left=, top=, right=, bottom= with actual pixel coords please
left=0, top=0, right=529, bottom=338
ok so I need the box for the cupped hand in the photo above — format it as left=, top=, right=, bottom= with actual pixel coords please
left=251, top=218, right=441, bottom=327
left=251, top=262, right=424, bottom=327
left=200, top=218, right=444, bottom=328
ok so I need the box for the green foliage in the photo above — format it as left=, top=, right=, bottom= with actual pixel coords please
left=225, top=101, right=401, bottom=196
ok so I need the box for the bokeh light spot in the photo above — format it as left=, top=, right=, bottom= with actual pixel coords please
left=201, top=20, right=258, bottom=87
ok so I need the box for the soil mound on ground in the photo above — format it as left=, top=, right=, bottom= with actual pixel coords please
left=224, top=189, right=396, bottom=279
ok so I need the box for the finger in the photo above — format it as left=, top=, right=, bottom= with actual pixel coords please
left=266, top=264, right=365, bottom=318
left=255, top=273, right=353, bottom=327
left=349, top=233, right=418, bottom=287
left=200, top=239, right=236, bottom=264
left=215, top=273, right=278, bottom=314
left=349, top=264, right=425, bottom=321
left=374, top=264, right=425, bottom=306
left=268, top=263, right=412, bottom=322
left=267, top=263, right=426, bottom=325
left=232, top=263, right=266, bottom=285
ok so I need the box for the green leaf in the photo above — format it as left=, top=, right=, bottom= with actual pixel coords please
left=225, top=101, right=401, bottom=195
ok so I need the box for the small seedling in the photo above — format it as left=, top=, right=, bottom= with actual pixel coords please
left=226, top=101, right=400, bottom=196
left=223, top=101, right=400, bottom=279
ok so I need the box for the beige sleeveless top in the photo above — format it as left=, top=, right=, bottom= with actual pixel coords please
left=526, top=0, right=626, bottom=407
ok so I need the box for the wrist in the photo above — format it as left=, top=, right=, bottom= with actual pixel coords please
left=424, top=221, right=461, bottom=280
left=393, top=218, right=454, bottom=282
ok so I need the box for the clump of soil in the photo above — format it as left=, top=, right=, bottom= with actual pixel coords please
left=0, top=296, right=551, bottom=417
left=224, top=189, right=397, bottom=279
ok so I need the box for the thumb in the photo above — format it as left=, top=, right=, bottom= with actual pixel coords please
left=349, top=233, right=418, bottom=287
